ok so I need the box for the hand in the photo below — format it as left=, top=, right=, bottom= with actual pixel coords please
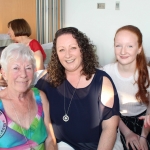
left=124, top=130, right=141, bottom=150
left=139, top=115, right=150, bottom=128
left=139, top=136, right=148, bottom=150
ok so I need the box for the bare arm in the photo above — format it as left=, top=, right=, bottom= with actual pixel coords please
left=119, top=119, right=141, bottom=150
left=139, top=124, right=150, bottom=150
left=98, top=116, right=119, bottom=150
left=139, top=96, right=150, bottom=150
left=34, top=51, right=45, bottom=70
left=97, top=76, right=119, bottom=150
left=119, top=103, right=150, bottom=150
left=40, top=90, right=57, bottom=150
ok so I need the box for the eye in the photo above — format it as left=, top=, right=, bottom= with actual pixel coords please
left=26, top=65, right=33, bottom=70
left=115, top=45, right=121, bottom=48
left=127, top=45, right=133, bottom=48
left=26, top=67, right=32, bottom=70
left=13, top=67, right=19, bottom=70
left=71, top=47, right=77, bottom=50
left=59, top=49, right=64, bottom=52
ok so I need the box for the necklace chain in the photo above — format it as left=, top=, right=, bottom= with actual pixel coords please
left=63, top=76, right=81, bottom=122
left=10, top=97, right=35, bottom=150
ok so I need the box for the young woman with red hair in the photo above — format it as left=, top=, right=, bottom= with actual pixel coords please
left=103, top=25, right=150, bottom=150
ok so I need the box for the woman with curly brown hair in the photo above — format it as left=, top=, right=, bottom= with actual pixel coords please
left=35, top=27, right=123, bottom=150
left=103, top=25, right=150, bottom=150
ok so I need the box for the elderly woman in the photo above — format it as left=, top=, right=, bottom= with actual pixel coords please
left=0, top=43, right=56, bottom=149
left=35, top=27, right=123, bottom=150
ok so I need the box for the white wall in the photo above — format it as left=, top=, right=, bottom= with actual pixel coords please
left=64, top=0, right=150, bottom=66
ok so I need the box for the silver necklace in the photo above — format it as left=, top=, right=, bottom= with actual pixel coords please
left=63, top=76, right=81, bottom=122
left=11, top=98, right=35, bottom=150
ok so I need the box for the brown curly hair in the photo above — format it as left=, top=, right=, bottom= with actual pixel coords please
left=115, top=25, right=150, bottom=105
left=47, top=27, right=99, bottom=87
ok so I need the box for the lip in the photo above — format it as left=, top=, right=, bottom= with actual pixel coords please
left=16, top=81, right=28, bottom=84
left=65, top=59, right=75, bottom=63
left=120, top=56, right=129, bottom=59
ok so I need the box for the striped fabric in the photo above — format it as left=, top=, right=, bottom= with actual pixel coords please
left=0, top=88, right=47, bottom=150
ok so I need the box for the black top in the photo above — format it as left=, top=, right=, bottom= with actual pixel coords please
left=35, top=69, right=120, bottom=150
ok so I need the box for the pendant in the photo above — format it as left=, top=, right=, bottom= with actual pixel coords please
left=63, top=114, right=69, bottom=122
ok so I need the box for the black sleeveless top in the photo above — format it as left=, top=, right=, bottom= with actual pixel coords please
left=35, top=69, right=120, bottom=150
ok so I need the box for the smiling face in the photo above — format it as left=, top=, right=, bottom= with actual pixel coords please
left=114, top=30, right=142, bottom=67
left=2, top=58, right=34, bottom=93
left=56, top=34, right=83, bottom=73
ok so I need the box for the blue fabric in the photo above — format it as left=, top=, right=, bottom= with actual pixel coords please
left=35, top=69, right=120, bottom=149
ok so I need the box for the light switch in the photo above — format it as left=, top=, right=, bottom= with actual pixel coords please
left=115, top=2, right=120, bottom=10
left=97, top=3, right=105, bottom=9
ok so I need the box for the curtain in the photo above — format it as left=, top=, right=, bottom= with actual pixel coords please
left=36, top=0, right=64, bottom=44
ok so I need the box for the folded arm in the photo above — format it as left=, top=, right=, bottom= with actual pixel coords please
left=119, top=119, right=141, bottom=150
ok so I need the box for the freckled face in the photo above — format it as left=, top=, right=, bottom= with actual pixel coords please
left=114, top=30, right=141, bottom=66
left=3, top=59, right=34, bottom=93
left=56, top=34, right=83, bottom=73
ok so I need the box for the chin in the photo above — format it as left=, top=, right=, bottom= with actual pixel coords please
left=16, top=86, right=30, bottom=92
left=18, top=89, right=30, bottom=93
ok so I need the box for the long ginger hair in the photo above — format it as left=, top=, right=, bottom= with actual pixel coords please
left=115, top=25, right=149, bottom=105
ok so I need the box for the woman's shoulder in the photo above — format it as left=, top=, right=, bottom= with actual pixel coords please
left=103, top=62, right=116, bottom=71
left=35, top=73, right=51, bottom=90
left=95, top=68, right=114, bottom=84
left=30, top=39, right=38, bottom=43
left=96, top=66, right=114, bottom=76
left=29, top=39, right=41, bottom=47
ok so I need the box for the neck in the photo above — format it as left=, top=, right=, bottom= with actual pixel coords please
left=66, top=72, right=82, bottom=89
left=117, top=62, right=136, bottom=78
left=6, top=87, right=27, bottom=101
left=15, top=36, right=31, bottom=45
left=65, top=67, right=82, bottom=78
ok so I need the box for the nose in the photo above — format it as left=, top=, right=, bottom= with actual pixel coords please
left=120, top=46, right=126, bottom=55
left=20, top=68, right=27, bottom=78
left=65, top=49, right=71, bottom=58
